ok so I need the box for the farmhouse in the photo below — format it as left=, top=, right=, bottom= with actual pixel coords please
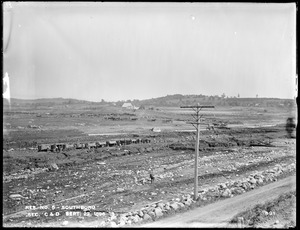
left=152, top=127, right=161, bottom=132
left=122, top=103, right=139, bottom=110
left=122, top=103, right=134, bottom=109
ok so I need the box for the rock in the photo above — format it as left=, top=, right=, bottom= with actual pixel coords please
left=219, top=183, right=227, bottom=189
left=50, top=163, right=59, bottom=170
left=177, top=202, right=185, bottom=208
left=151, top=192, right=157, bottom=196
left=109, top=212, right=117, bottom=221
left=143, top=213, right=152, bottom=221
left=119, top=214, right=128, bottom=222
left=170, top=202, right=179, bottom=210
left=98, top=221, right=106, bottom=227
left=231, top=187, right=244, bottom=195
left=275, top=220, right=279, bottom=225
left=126, top=220, right=132, bottom=225
left=137, top=210, right=144, bottom=218
left=157, top=202, right=164, bottom=209
left=164, top=205, right=171, bottom=211
left=154, top=207, right=163, bottom=218
left=131, top=215, right=140, bottom=223
left=221, top=188, right=232, bottom=198
left=116, top=188, right=125, bottom=192
left=262, top=210, right=269, bottom=216
left=241, top=182, right=250, bottom=190
left=147, top=211, right=156, bottom=219
left=62, top=220, right=68, bottom=226
left=200, top=195, right=207, bottom=201
left=248, top=177, right=257, bottom=184
left=118, top=220, right=126, bottom=226
left=184, top=199, right=192, bottom=206
left=9, top=194, right=24, bottom=200
left=108, top=221, right=117, bottom=227
left=257, top=178, right=264, bottom=184
left=249, top=184, right=255, bottom=189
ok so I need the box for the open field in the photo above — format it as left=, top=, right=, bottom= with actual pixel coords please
left=2, top=100, right=297, bottom=227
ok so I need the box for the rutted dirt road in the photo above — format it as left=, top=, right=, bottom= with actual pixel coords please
left=141, top=175, right=296, bottom=228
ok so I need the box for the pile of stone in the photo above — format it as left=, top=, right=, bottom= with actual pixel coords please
left=103, top=162, right=295, bottom=227
left=104, top=196, right=195, bottom=227
left=3, top=167, right=49, bottom=183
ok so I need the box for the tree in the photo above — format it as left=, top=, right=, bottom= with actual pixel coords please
left=221, top=93, right=226, bottom=99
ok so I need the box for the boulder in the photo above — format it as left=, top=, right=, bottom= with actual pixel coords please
left=241, top=182, right=250, bottom=190
left=219, top=183, right=227, bottom=189
left=143, top=213, right=152, bottom=221
left=49, top=163, right=59, bottom=170
left=184, top=199, right=192, bottom=206
left=108, top=221, right=117, bottom=227
left=248, top=177, right=257, bottom=184
left=221, top=188, right=232, bottom=198
left=154, top=207, right=163, bottom=218
left=137, top=210, right=144, bottom=218
left=118, top=220, right=126, bottom=226
left=262, top=210, right=269, bottom=216
left=170, top=202, right=179, bottom=210
left=116, top=187, right=125, bottom=192
left=126, top=220, right=132, bottom=225
left=62, top=220, right=69, bottom=226
left=257, top=178, right=264, bottom=184
left=9, top=194, right=25, bottom=200
left=157, top=202, right=164, bottom=209
left=230, top=187, right=244, bottom=195
left=164, top=205, right=171, bottom=211
left=131, top=215, right=141, bottom=223
left=233, top=181, right=243, bottom=187
left=147, top=211, right=156, bottom=219
left=177, top=202, right=185, bottom=208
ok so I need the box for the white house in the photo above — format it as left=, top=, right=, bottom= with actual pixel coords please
left=122, top=102, right=134, bottom=109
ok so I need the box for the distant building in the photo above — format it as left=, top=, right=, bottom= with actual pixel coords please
left=152, top=127, right=161, bottom=132
left=122, top=102, right=139, bottom=110
left=122, top=102, right=134, bottom=109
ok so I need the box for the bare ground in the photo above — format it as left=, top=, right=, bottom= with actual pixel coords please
left=140, top=175, right=296, bottom=227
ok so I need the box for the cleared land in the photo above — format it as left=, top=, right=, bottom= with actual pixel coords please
left=2, top=100, right=297, bottom=227
left=141, top=175, right=296, bottom=227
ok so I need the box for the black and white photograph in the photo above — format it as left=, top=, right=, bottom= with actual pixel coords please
left=3, top=2, right=297, bottom=228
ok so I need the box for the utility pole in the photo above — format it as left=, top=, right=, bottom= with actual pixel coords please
left=180, top=104, right=214, bottom=200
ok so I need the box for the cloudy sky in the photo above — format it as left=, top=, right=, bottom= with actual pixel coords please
left=3, top=2, right=296, bottom=102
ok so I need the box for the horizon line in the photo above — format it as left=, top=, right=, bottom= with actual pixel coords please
left=6, top=94, right=296, bottom=103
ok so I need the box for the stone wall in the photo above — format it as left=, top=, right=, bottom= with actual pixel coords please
left=102, top=162, right=296, bottom=227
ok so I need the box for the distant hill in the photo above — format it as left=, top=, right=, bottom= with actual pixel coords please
left=4, top=98, right=92, bottom=106
left=3, top=94, right=296, bottom=108
left=127, top=94, right=296, bottom=108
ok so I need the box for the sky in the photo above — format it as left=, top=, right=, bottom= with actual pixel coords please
left=3, top=2, right=297, bottom=102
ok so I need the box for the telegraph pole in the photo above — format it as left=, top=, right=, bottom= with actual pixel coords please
left=180, top=104, right=214, bottom=200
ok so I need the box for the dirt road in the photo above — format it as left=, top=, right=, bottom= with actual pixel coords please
left=141, top=175, right=296, bottom=228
